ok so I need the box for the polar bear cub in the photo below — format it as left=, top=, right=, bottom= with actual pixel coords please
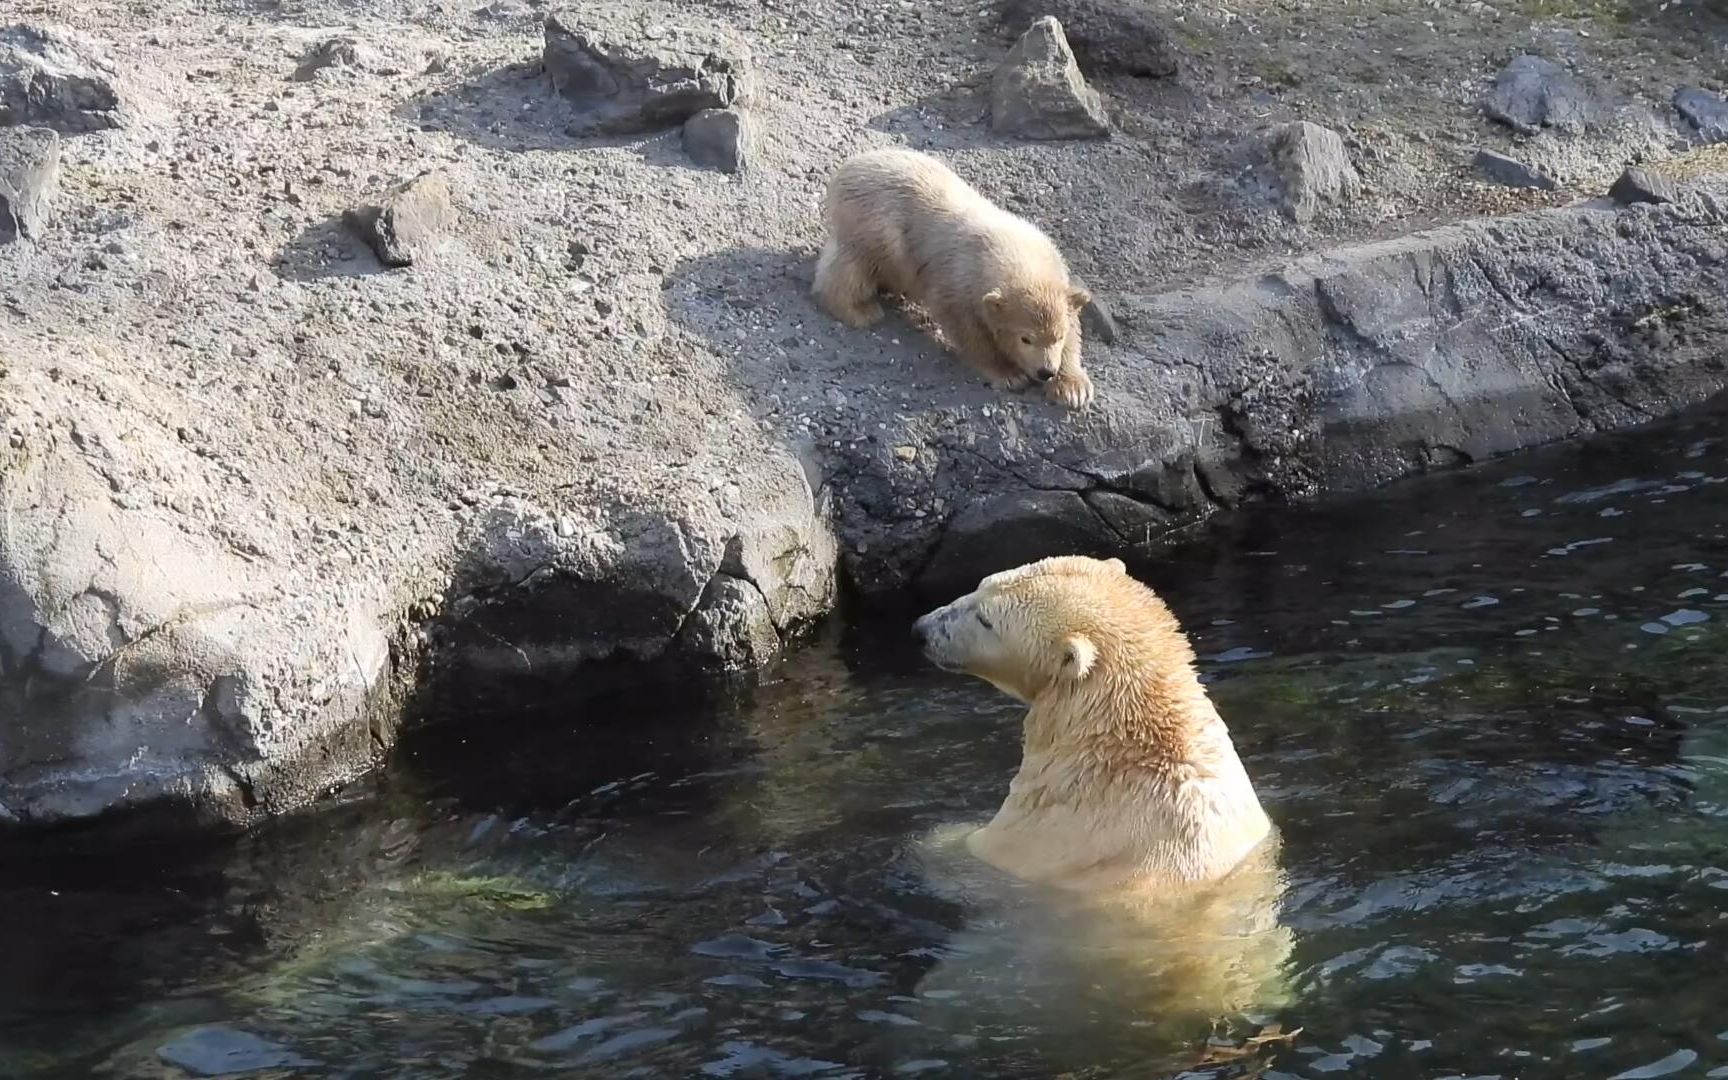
left=813, top=147, right=1096, bottom=409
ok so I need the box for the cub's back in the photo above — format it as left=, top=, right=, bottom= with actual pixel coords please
left=824, top=147, right=989, bottom=226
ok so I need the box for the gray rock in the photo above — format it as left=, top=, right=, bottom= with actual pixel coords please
left=343, top=170, right=455, bottom=268
left=1256, top=121, right=1359, bottom=224
left=1081, top=296, right=1116, bottom=344
left=682, top=107, right=753, bottom=173
left=543, top=12, right=753, bottom=137
left=1673, top=87, right=1728, bottom=143
left=1473, top=148, right=1556, bottom=191
left=1608, top=166, right=1676, bottom=206
left=997, top=0, right=1179, bottom=78
left=990, top=17, right=1109, bottom=141
left=157, top=1027, right=319, bottom=1077
left=1070, top=276, right=1117, bottom=343
left=1484, top=54, right=1591, bottom=135
left=674, top=574, right=779, bottom=670
left=0, top=23, right=127, bottom=133
left=0, top=125, right=58, bottom=243
left=920, top=490, right=1124, bottom=596
left=292, top=36, right=373, bottom=82
left=436, top=468, right=836, bottom=679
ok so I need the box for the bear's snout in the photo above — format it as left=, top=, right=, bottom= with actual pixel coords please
left=912, top=607, right=959, bottom=669
left=1035, top=367, right=1058, bottom=382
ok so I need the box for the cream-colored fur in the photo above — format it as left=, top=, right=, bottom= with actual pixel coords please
left=914, top=555, right=1273, bottom=892
left=812, top=147, right=1095, bottom=409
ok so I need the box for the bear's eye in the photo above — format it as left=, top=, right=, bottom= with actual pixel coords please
left=1019, top=335, right=1033, bottom=345
left=975, top=612, right=994, bottom=630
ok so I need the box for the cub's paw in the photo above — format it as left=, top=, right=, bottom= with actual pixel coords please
left=827, top=298, right=885, bottom=329
left=1046, top=368, right=1095, bottom=409
left=988, top=370, right=1036, bottom=392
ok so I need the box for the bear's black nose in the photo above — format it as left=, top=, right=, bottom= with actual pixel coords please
left=911, top=613, right=933, bottom=643
left=1036, top=367, right=1058, bottom=382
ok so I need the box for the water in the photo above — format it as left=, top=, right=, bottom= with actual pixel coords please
left=7, top=400, right=1728, bottom=1079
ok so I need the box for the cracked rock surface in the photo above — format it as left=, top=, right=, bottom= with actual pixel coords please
left=4, top=0, right=1728, bottom=832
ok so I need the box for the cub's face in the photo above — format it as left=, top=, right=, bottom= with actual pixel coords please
left=912, top=556, right=1125, bottom=702
left=984, top=285, right=1091, bottom=384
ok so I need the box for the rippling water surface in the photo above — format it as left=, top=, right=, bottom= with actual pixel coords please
left=8, top=402, right=1728, bottom=1079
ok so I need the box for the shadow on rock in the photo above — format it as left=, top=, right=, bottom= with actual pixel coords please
left=398, top=60, right=575, bottom=154
left=662, top=243, right=1018, bottom=418
left=270, top=214, right=389, bottom=283
left=866, top=86, right=989, bottom=143
left=398, top=61, right=700, bottom=170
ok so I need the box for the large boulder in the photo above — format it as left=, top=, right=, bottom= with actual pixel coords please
left=542, top=12, right=754, bottom=137
left=0, top=23, right=130, bottom=132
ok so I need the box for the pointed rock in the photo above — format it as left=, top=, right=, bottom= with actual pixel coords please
left=1608, top=167, right=1676, bottom=206
left=990, top=17, right=1108, bottom=141
left=1258, top=121, right=1359, bottom=224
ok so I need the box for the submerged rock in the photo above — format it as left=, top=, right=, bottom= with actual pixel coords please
left=156, top=1027, right=319, bottom=1077
left=990, top=17, right=1109, bottom=141
left=543, top=12, right=753, bottom=136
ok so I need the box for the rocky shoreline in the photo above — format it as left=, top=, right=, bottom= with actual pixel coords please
left=3, top=0, right=1728, bottom=831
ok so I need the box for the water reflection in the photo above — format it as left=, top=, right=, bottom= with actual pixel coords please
left=4, top=401, right=1728, bottom=1077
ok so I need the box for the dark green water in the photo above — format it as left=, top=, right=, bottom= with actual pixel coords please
left=7, top=401, right=1728, bottom=1079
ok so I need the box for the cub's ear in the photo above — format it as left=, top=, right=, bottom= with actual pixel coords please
left=1101, top=557, right=1126, bottom=574
left=1067, top=285, right=1092, bottom=312
left=982, top=288, right=1006, bottom=311
left=1060, top=634, right=1097, bottom=679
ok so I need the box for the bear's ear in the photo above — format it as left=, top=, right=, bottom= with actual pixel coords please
left=1102, top=557, right=1126, bottom=574
left=1067, top=285, right=1092, bottom=312
left=982, top=288, right=1006, bottom=311
left=1060, top=634, right=1097, bottom=680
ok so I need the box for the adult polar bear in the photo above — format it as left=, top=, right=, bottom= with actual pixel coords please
left=909, top=555, right=1292, bottom=1039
